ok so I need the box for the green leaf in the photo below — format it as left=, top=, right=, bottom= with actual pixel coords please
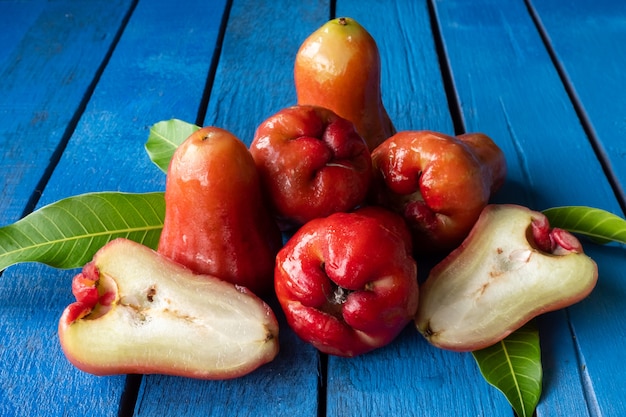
left=542, top=206, right=626, bottom=245
left=472, top=322, right=542, bottom=417
left=145, top=118, right=200, bottom=172
left=0, top=192, right=164, bottom=271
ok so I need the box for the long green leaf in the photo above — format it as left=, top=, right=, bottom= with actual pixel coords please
left=145, top=118, right=200, bottom=172
left=472, top=322, right=542, bottom=417
left=0, top=192, right=165, bottom=271
left=543, top=206, right=626, bottom=245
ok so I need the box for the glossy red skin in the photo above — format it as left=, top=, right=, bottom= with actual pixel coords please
left=250, top=105, right=372, bottom=230
left=274, top=206, right=419, bottom=357
left=294, top=17, right=395, bottom=152
left=158, top=126, right=282, bottom=296
left=370, top=130, right=507, bottom=253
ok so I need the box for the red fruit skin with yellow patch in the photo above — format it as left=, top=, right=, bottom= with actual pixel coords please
left=294, top=17, right=395, bottom=151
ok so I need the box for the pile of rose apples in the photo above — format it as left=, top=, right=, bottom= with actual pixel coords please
left=58, top=17, right=597, bottom=380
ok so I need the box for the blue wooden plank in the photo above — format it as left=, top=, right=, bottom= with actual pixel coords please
left=521, top=7, right=626, bottom=410
left=341, top=0, right=455, bottom=133
left=32, top=0, right=227, bottom=200
left=0, top=0, right=227, bottom=415
left=326, top=1, right=512, bottom=416
left=537, top=311, right=591, bottom=417
left=0, top=1, right=46, bottom=69
left=131, top=1, right=330, bottom=416
left=0, top=263, right=129, bottom=417
left=203, top=0, right=330, bottom=144
left=0, top=0, right=133, bottom=225
left=432, top=0, right=620, bottom=212
left=431, top=0, right=626, bottom=416
left=565, top=244, right=626, bottom=417
left=529, top=0, right=626, bottom=205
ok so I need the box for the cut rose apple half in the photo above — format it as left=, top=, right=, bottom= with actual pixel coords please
left=59, top=238, right=279, bottom=379
left=415, top=204, right=598, bottom=352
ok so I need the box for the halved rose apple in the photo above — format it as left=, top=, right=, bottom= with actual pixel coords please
left=59, top=238, right=279, bottom=379
left=415, top=204, right=598, bottom=351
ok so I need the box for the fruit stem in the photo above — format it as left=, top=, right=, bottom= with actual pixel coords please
left=338, top=17, right=347, bottom=26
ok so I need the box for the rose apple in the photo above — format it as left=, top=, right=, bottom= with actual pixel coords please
left=295, top=17, right=395, bottom=151
left=274, top=207, right=419, bottom=357
left=158, top=126, right=282, bottom=296
left=415, top=204, right=598, bottom=351
left=370, top=130, right=507, bottom=253
left=59, top=238, right=280, bottom=379
left=249, top=105, right=372, bottom=230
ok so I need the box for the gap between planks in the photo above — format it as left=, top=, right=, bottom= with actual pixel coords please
left=19, top=0, right=140, bottom=220
left=524, top=0, right=626, bottom=215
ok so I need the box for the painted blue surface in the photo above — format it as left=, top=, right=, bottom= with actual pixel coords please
left=0, top=1, right=46, bottom=70
left=0, top=0, right=133, bottom=224
left=530, top=0, right=626, bottom=204
left=0, top=0, right=625, bottom=416
left=432, top=1, right=626, bottom=416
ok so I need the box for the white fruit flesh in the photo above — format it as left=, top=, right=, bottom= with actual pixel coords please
left=415, top=204, right=598, bottom=352
left=59, top=238, right=279, bottom=379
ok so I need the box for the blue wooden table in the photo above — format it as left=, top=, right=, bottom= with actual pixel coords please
left=1, top=0, right=625, bottom=416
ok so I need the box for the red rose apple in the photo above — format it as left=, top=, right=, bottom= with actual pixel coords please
left=249, top=105, right=372, bottom=230
left=274, top=207, right=419, bottom=357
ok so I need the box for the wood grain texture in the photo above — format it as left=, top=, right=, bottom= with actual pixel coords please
left=326, top=1, right=512, bottom=416
left=0, top=0, right=227, bottom=415
left=432, top=0, right=620, bottom=212
left=524, top=12, right=626, bottom=411
left=432, top=0, right=626, bottom=415
left=0, top=0, right=133, bottom=225
left=342, top=0, right=455, bottom=133
left=536, top=311, right=591, bottom=417
left=203, top=0, right=330, bottom=145
left=0, top=263, right=128, bottom=417
left=530, top=0, right=626, bottom=205
left=562, top=243, right=626, bottom=417
left=0, top=0, right=46, bottom=69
